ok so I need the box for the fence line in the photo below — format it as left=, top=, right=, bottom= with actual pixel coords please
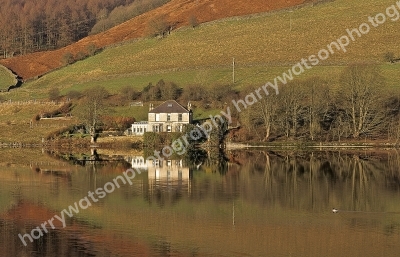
left=31, top=123, right=68, bottom=128
left=0, top=100, right=69, bottom=105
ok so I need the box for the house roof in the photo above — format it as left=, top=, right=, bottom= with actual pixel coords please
left=149, top=100, right=190, bottom=114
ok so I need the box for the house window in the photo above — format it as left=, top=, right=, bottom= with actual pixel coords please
left=178, top=114, right=182, bottom=122
left=176, top=125, right=183, bottom=132
left=167, top=125, right=171, bottom=132
left=167, top=113, right=171, bottom=121
left=155, top=114, right=160, bottom=121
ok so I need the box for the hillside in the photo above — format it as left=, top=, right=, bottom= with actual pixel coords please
left=0, top=65, right=16, bottom=91
left=0, top=0, right=141, bottom=57
left=3, top=0, right=397, bottom=100
left=0, top=0, right=306, bottom=80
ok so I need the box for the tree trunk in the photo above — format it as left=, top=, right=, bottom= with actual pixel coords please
left=91, top=135, right=96, bottom=144
left=89, top=126, right=97, bottom=144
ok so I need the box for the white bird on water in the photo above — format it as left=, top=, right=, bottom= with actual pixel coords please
left=332, top=208, right=339, bottom=213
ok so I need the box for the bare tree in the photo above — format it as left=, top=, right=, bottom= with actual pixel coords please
left=238, top=103, right=261, bottom=141
left=120, top=85, right=140, bottom=102
left=189, top=15, right=199, bottom=28
left=146, top=14, right=170, bottom=38
left=258, top=94, right=279, bottom=141
left=339, top=64, right=387, bottom=139
left=279, top=83, right=305, bottom=139
left=161, top=81, right=181, bottom=100
left=303, top=77, right=330, bottom=141
left=78, top=86, right=109, bottom=143
left=62, top=52, right=75, bottom=66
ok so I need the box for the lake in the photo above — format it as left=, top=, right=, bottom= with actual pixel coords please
left=1, top=148, right=400, bottom=257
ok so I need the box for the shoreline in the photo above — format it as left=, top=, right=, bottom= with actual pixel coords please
left=1, top=136, right=400, bottom=151
left=225, top=141, right=399, bottom=150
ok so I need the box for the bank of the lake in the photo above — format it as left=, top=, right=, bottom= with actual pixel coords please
left=226, top=140, right=399, bottom=150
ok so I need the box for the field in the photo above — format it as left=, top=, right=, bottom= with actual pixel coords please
left=2, top=0, right=398, bottom=101
left=0, top=0, right=306, bottom=80
left=0, top=102, right=78, bottom=143
left=0, top=65, right=15, bottom=91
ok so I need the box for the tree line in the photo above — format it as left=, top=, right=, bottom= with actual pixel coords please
left=50, top=64, right=400, bottom=143
left=0, top=0, right=168, bottom=58
left=235, top=64, right=400, bottom=143
left=108, top=79, right=238, bottom=109
left=49, top=79, right=239, bottom=142
left=112, top=65, right=400, bottom=144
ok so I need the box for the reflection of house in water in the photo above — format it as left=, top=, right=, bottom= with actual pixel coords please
left=147, top=159, right=190, bottom=181
left=147, top=159, right=192, bottom=202
left=125, top=156, right=148, bottom=171
left=127, top=156, right=191, bottom=193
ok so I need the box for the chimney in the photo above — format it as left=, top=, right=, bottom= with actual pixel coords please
left=187, top=101, right=192, bottom=111
left=149, top=103, right=154, bottom=111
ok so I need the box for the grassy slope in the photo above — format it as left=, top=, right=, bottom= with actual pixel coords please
left=0, top=103, right=78, bottom=142
left=13, top=0, right=400, bottom=100
left=0, top=0, right=305, bottom=80
left=0, top=65, right=15, bottom=91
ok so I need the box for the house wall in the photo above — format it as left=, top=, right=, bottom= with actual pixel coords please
left=148, top=113, right=191, bottom=123
left=148, top=112, right=192, bottom=132
left=131, top=123, right=148, bottom=135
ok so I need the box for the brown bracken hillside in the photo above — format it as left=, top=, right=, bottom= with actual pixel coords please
left=0, top=0, right=306, bottom=80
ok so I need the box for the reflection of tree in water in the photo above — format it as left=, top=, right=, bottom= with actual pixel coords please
left=349, top=155, right=369, bottom=211
left=387, top=149, right=400, bottom=191
left=204, top=148, right=229, bottom=174
left=185, top=148, right=228, bottom=174
left=151, top=187, right=184, bottom=208
left=232, top=151, right=400, bottom=212
left=184, top=148, right=208, bottom=168
left=144, top=149, right=229, bottom=207
left=45, top=149, right=131, bottom=170
left=150, top=238, right=172, bottom=257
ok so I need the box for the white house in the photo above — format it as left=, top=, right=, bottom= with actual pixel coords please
left=131, top=100, right=193, bottom=135
left=147, top=100, right=192, bottom=133
left=131, top=121, right=148, bottom=136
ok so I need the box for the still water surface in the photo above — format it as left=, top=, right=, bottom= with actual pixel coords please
left=1, top=149, right=400, bottom=257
